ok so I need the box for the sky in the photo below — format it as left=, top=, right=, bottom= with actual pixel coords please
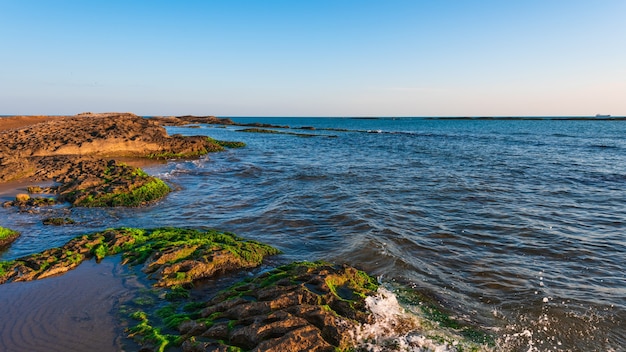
left=1, top=0, right=625, bottom=117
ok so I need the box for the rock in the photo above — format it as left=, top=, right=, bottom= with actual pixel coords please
left=149, top=115, right=235, bottom=126
left=15, top=193, right=30, bottom=202
left=0, top=228, right=280, bottom=287
left=5, top=195, right=58, bottom=208
left=42, top=217, right=75, bottom=226
left=27, top=186, right=43, bottom=193
left=178, top=262, right=378, bottom=352
left=0, top=227, right=21, bottom=249
left=56, top=159, right=172, bottom=207
left=0, top=113, right=245, bottom=207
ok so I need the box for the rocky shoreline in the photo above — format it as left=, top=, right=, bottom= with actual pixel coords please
left=0, top=227, right=382, bottom=351
left=0, top=113, right=493, bottom=351
left=0, top=113, right=243, bottom=208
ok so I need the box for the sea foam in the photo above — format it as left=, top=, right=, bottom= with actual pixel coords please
left=349, top=287, right=490, bottom=351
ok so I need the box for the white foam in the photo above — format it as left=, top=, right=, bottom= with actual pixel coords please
left=349, top=287, right=479, bottom=352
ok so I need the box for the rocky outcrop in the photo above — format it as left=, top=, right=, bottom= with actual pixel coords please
left=178, top=262, right=378, bottom=352
left=0, top=228, right=279, bottom=286
left=150, top=115, right=235, bottom=126
left=0, top=228, right=493, bottom=351
left=0, top=228, right=378, bottom=352
left=0, top=113, right=244, bottom=207
left=0, top=227, right=20, bottom=249
left=0, top=113, right=221, bottom=164
left=56, top=159, right=171, bottom=207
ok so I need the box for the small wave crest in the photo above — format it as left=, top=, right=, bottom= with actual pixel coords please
left=350, top=287, right=492, bottom=351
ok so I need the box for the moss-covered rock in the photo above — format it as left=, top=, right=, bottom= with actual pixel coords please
left=57, top=160, right=171, bottom=207
left=0, top=226, right=20, bottom=249
left=121, top=228, right=281, bottom=287
left=207, top=137, right=246, bottom=149
left=42, top=217, right=76, bottom=226
left=172, top=261, right=378, bottom=352
left=0, top=227, right=280, bottom=286
left=4, top=195, right=58, bottom=208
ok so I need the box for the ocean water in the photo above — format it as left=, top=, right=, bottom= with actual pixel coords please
left=1, top=117, right=625, bottom=351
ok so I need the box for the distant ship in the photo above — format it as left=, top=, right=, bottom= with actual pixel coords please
left=596, top=114, right=611, bottom=117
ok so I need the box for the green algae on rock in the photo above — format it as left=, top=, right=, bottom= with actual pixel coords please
left=170, top=261, right=379, bottom=352
left=147, top=137, right=245, bottom=160
left=42, top=217, right=76, bottom=226
left=0, top=226, right=20, bottom=249
left=57, top=160, right=171, bottom=207
left=207, top=137, right=246, bottom=149
left=3, top=194, right=58, bottom=208
left=0, top=227, right=280, bottom=286
left=0, top=113, right=248, bottom=209
left=121, top=228, right=281, bottom=287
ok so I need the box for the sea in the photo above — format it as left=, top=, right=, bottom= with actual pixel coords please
left=1, top=117, right=624, bottom=351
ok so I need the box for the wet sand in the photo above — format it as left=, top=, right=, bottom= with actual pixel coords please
left=0, top=256, right=135, bottom=352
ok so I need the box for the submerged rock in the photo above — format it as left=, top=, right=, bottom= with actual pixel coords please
left=42, top=217, right=76, bottom=226
left=149, top=115, right=235, bottom=126
left=4, top=194, right=58, bottom=208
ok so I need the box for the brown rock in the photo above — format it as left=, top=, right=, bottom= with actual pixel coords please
left=255, top=325, right=335, bottom=352
left=15, top=193, right=30, bottom=202
left=180, top=262, right=378, bottom=352
left=0, top=113, right=224, bottom=184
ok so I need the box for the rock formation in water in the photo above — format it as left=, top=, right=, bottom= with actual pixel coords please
left=177, top=262, right=378, bottom=352
left=0, top=227, right=20, bottom=249
left=0, top=228, right=279, bottom=285
left=0, top=227, right=387, bottom=352
left=0, top=112, right=243, bottom=206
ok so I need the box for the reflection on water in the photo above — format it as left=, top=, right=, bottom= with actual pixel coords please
left=0, top=256, right=137, bottom=352
left=1, top=118, right=625, bottom=350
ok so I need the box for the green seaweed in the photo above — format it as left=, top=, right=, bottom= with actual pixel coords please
left=165, top=288, right=190, bottom=301
left=0, top=226, right=20, bottom=251
left=325, top=267, right=378, bottom=301
left=0, top=227, right=19, bottom=241
left=64, top=250, right=83, bottom=264
left=0, top=227, right=280, bottom=287
left=76, top=177, right=171, bottom=207
left=127, top=310, right=175, bottom=352
left=156, top=304, right=195, bottom=329
left=207, top=137, right=246, bottom=149
left=0, top=260, right=15, bottom=277
left=147, top=150, right=212, bottom=160
left=91, top=243, right=109, bottom=261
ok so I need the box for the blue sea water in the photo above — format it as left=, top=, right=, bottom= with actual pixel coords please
left=1, top=117, right=625, bottom=351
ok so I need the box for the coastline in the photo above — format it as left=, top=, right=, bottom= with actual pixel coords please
left=0, top=113, right=494, bottom=351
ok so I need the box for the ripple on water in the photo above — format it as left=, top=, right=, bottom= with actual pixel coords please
left=1, top=119, right=625, bottom=350
left=0, top=257, right=137, bottom=352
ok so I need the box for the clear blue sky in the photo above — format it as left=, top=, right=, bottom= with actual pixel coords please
left=1, top=0, right=625, bottom=116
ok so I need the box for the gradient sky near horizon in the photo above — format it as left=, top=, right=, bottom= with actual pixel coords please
left=1, top=0, right=625, bottom=117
